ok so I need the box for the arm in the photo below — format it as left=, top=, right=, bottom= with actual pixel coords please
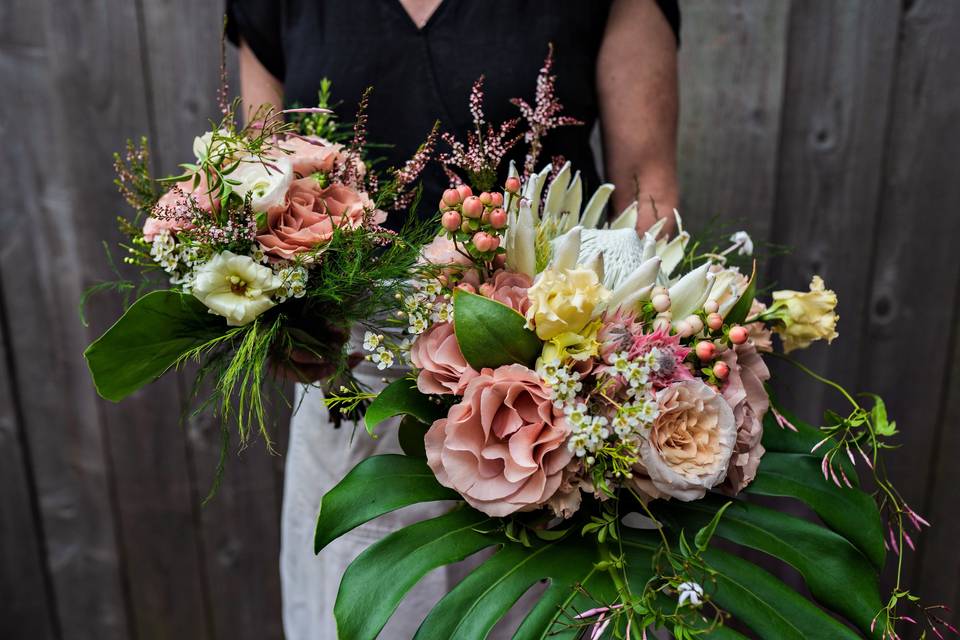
left=238, top=38, right=284, bottom=123
left=596, top=0, right=679, bottom=234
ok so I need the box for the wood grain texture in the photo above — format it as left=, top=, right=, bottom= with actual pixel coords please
left=765, top=2, right=900, bottom=434
left=0, top=1, right=133, bottom=637
left=860, top=1, right=960, bottom=633
left=676, top=0, right=790, bottom=242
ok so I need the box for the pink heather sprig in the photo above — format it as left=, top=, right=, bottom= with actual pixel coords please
left=395, top=121, right=439, bottom=190
left=511, top=44, right=584, bottom=177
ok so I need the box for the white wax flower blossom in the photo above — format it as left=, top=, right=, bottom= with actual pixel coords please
left=729, top=231, right=754, bottom=256
left=192, top=251, right=282, bottom=326
left=363, top=332, right=383, bottom=351
left=231, top=155, right=293, bottom=212
left=678, top=582, right=704, bottom=607
left=371, top=347, right=394, bottom=370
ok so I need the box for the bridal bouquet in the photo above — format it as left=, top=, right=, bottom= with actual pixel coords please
left=84, top=83, right=435, bottom=458
left=315, top=58, right=953, bottom=640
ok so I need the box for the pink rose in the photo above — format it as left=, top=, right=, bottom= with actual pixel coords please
left=142, top=175, right=214, bottom=241
left=479, top=270, right=533, bottom=315
left=256, top=178, right=383, bottom=260
left=425, top=364, right=573, bottom=517
left=409, top=321, right=478, bottom=395
left=718, top=343, right=771, bottom=494
left=278, top=136, right=345, bottom=177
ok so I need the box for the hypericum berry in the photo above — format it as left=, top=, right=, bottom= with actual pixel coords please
left=706, top=312, right=724, bottom=331
left=442, top=188, right=461, bottom=206
left=473, top=232, right=495, bottom=252
left=504, top=177, right=521, bottom=193
left=481, top=210, right=490, bottom=224
left=462, top=196, right=484, bottom=219
left=489, top=208, right=508, bottom=229
left=673, top=320, right=692, bottom=337
left=729, top=325, right=749, bottom=345
left=489, top=192, right=504, bottom=207
left=652, top=293, right=671, bottom=313
left=441, top=210, right=462, bottom=232
left=713, top=361, right=730, bottom=380
left=479, top=191, right=493, bottom=206
left=696, top=341, right=716, bottom=361
left=488, top=235, right=500, bottom=251
left=461, top=220, right=473, bottom=234
left=456, top=184, right=473, bottom=200
left=686, top=315, right=704, bottom=334
left=703, top=299, right=719, bottom=314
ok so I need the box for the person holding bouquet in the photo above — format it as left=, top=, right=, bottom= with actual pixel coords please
left=227, top=0, right=681, bottom=636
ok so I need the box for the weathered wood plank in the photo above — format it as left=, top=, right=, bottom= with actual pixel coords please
left=764, top=2, right=901, bottom=436
left=676, top=0, right=790, bottom=243
left=0, top=303, right=58, bottom=638
left=136, top=1, right=286, bottom=636
left=0, top=2, right=132, bottom=637
left=855, top=1, right=960, bottom=632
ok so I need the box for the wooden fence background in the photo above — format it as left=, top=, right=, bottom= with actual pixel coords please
left=1, top=1, right=957, bottom=638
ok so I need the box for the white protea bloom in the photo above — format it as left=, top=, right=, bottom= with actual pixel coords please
left=231, top=155, right=293, bottom=212
left=192, top=251, right=282, bottom=326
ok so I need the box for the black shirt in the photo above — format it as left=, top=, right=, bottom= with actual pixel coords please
left=227, top=0, right=680, bottom=223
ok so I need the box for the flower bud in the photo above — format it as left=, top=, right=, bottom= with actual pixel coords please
left=713, top=361, right=730, bottom=380
left=442, top=188, right=461, bottom=206
left=441, top=211, right=462, bottom=232
left=729, top=325, right=749, bottom=345
left=504, top=177, right=521, bottom=193
left=473, top=232, right=494, bottom=252
left=652, top=293, right=671, bottom=313
left=696, top=341, right=716, bottom=361
left=462, top=196, right=484, bottom=219
left=456, top=184, right=473, bottom=200
left=685, top=315, right=704, bottom=334
left=489, top=208, right=508, bottom=229
left=706, top=312, right=724, bottom=331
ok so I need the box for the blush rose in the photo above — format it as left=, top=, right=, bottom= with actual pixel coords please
left=425, top=364, right=573, bottom=517
left=409, top=321, right=478, bottom=395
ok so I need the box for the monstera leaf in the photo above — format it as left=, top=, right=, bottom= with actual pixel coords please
left=315, top=405, right=887, bottom=639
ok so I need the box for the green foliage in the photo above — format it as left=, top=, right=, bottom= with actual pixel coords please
left=363, top=378, right=445, bottom=435
left=452, top=289, right=543, bottom=369
left=84, top=290, right=225, bottom=401
left=314, top=401, right=893, bottom=639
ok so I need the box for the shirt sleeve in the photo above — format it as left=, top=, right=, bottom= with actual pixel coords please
left=226, top=0, right=286, bottom=81
left=655, top=0, right=681, bottom=46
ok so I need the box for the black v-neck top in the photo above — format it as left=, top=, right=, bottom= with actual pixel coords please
left=227, top=0, right=679, bottom=224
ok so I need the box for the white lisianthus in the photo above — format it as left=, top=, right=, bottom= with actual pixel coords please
left=192, top=251, right=282, bottom=326
left=192, top=129, right=236, bottom=164
left=231, top=156, right=293, bottom=212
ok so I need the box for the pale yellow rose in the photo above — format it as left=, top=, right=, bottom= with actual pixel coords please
left=525, top=266, right=610, bottom=340
left=768, top=275, right=839, bottom=353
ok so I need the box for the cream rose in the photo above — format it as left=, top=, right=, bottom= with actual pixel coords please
left=631, top=380, right=737, bottom=501
left=768, top=275, right=839, bottom=353
left=192, top=251, right=282, bottom=326
left=525, top=266, right=610, bottom=340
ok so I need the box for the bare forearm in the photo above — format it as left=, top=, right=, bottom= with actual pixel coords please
left=597, top=0, right=679, bottom=234
left=238, top=39, right=284, bottom=124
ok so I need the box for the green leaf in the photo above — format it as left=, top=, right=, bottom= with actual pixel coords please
left=453, top=289, right=542, bottom=369
left=724, top=261, right=756, bottom=325
left=84, top=290, right=225, bottom=401
left=748, top=452, right=885, bottom=569
left=695, top=500, right=732, bottom=552
left=364, top=378, right=444, bottom=434
left=398, top=415, right=429, bottom=458
left=659, top=496, right=883, bottom=637
left=624, top=530, right=860, bottom=639
left=314, top=455, right=458, bottom=553
left=334, top=507, right=496, bottom=640
left=866, top=394, right=897, bottom=436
